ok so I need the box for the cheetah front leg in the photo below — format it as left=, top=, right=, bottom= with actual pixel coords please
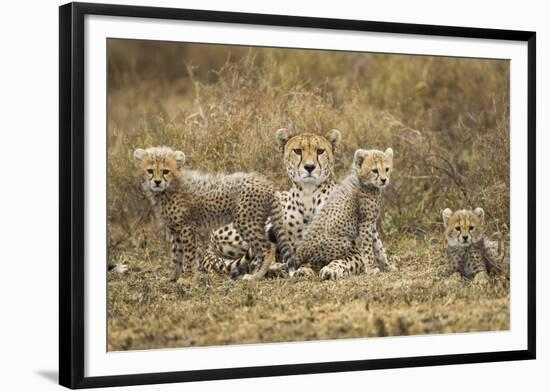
left=171, top=226, right=198, bottom=281
left=181, top=225, right=200, bottom=274
left=371, top=223, right=396, bottom=272
left=359, top=221, right=376, bottom=274
left=169, top=229, right=184, bottom=282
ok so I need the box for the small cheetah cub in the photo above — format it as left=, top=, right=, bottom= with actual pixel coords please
left=291, top=148, right=394, bottom=279
left=442, top=208, right=504, bottom=284
left=134, top=146, right=293, bottom=281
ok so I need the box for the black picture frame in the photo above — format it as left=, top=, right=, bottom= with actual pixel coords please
left=59, top=2, right=536, bottom=389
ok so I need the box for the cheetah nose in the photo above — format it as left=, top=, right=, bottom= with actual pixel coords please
left=154, top=180, right=162, bottom=186
left=381, top=178, right=387, bottom=184
left=462, top=235, right=469, bottom=241
left=304, top=164, right=316, bottom=173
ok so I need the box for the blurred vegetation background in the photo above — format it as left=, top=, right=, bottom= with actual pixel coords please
left=107, top=39, right=509, bottom=258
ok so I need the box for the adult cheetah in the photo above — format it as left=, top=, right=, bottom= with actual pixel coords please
left=201, top=128, right=342, bottom=278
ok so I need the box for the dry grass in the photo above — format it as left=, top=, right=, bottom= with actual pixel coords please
left=108, top=235, right=509, bottom=350
left=107, top=39, right=510, bottom=351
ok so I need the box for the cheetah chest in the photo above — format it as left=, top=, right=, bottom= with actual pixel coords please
left=447, top=245, right=486, bottom=278
left=283, top=185, right=332, bottom=247
left=357, top=188, right=381, bottom=224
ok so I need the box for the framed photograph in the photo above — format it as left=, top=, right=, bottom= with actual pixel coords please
left=59, top=2, right=536, bottom=389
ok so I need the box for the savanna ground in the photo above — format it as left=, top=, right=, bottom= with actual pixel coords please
left=107, top=39, right=510, bottom=351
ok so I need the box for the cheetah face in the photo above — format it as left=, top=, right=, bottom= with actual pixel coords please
left=133, top=146, right=185, bottom=192
left=442, top=208, right=485, bottom=247
left=276, top=128, right=341, bottom=187
left=353, top=148, right=394, bottom=189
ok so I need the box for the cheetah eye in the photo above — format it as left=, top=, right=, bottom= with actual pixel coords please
left=146, top=169, right=154, bottom=175
left=372, top=169, right=379, bottom=174
left=317, top=149, right=325, bottom=155
left=162, top=169, right=170, bottom=176
left=469, top=225, right=475, bottom=231
left=293, top=148, right=302, bottom=156
left=385, top=167, right=390, bottom=172
left=455, top=226, right=461, bottom=231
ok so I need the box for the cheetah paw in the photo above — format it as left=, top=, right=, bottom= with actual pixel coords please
left=170, top=271, right=183, bottom=282
left=320, top=266, right=345, bottom=280
left=293, top=267, right=316, bottom=278
left=266, top=263, right=289, bottom=278
left=473, top=272, right=490, bottom=286
left=367, top=268, right=381, bottom=276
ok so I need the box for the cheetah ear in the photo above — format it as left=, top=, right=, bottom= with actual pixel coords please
left=385, top=147, right=394, bottom=159
left=133, top=148, right=147, bottom=162
left=326, top=129, right=342, bottom=151
left=275, top=128, right=292, bottom=151
left=353, top=149, right=369, bottom=168
left=173, top=150, right=186, bottom=168
left=442, top=208, right=453, bottom=226
left=474, top=207, right=485, bottom=222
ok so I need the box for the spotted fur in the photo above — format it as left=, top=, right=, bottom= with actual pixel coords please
left=442, top=208, right=505, bottom=282
left=134, top=146, right=293, bottom=281
left=201, top=129, right=342, bottom=278
left=292, top=148, right=395, bottom=280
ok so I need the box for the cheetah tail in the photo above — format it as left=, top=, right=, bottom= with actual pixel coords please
left=497, top=232, right=505, bottom=262
left=483, top=234, right=505, bottom=274
left=268, top=194, right=296, bottom=274
left=201, top=246, right=231, bottom=274
left=202, top=241, right=249, bottom=276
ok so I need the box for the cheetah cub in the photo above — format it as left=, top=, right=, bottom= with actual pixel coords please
left=442, top=208, right=504, bottom=284
left=134, top=146, right=293, bottom=281
left=291, top=148, right=394, bottom=280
